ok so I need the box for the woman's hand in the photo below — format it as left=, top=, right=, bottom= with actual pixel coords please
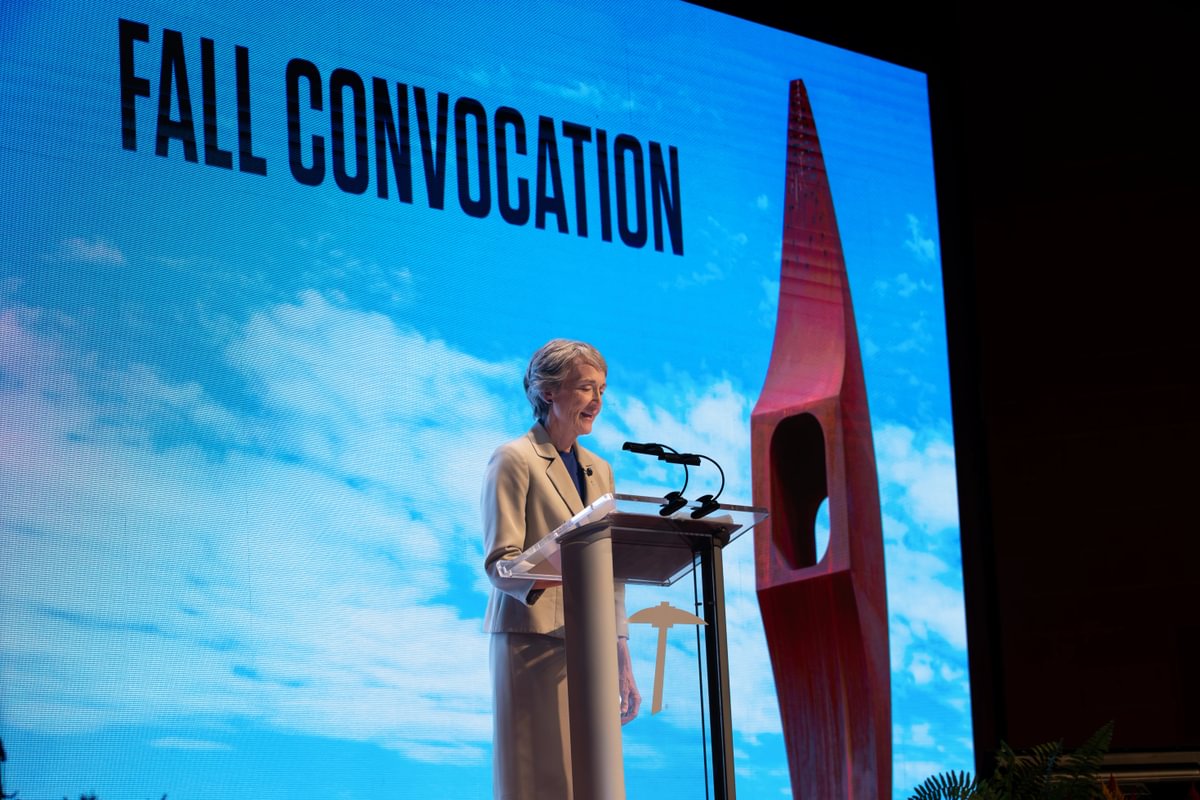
left=616, top=636, right=641, bottom=725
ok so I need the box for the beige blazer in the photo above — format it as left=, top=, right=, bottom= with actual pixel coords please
left=482, top=423, right=628, bottom=638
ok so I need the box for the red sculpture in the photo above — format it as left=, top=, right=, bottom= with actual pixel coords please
left=751, top=79, right=891, bottom=799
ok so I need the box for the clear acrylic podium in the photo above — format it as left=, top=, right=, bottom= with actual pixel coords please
left=498, top=493, right=768, bottom=800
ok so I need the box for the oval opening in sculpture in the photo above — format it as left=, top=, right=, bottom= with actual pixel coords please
left=768, top=412, right=828, bottom=569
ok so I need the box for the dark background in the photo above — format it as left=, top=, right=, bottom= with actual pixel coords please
left=692, top=1, right=1198, bottom=772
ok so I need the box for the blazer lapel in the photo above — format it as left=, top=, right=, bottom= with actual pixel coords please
left=528, top=425, right=584, bottom=516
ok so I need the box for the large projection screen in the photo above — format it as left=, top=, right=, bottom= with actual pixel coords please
left=1, top=2, right=967, bottom=798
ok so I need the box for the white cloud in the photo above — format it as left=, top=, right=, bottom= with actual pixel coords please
left=668, top=215, right=750, bottom=289
left=458, top=63, right=514, bottom=91
left=874, top=421, right=968, bottom=681
left=940, top=662, right=964, bottom=682
left=908, top=653, right=935, bottom=685
left=897, top=272, right=929, bottom=297
left=47, top=236, right=127, bottom=266
left=536, top=79, right=603, bottom=105
left=531, top=77, right=638, bottom=112
left=873, top=271, right=934, bottom=300
left=874, top=423, right=959, bottom=533
left=759, top=276, right=780, bottom=327
left=909, top=722, right=936, bottom=747
left=622, top=740, right=664, bottom=761
left=888, top=618, right=913, bottom=672
left=886, top=549, right=968, bottom=653
left=673, top=260, right=724, bottom=287
left=904, top=213, right=937, bottom=264
left=597, top=378, right=752, bottom=504
left=895, top=759, right=956, bottom=796
left=0, top=294, right=513, bottom=759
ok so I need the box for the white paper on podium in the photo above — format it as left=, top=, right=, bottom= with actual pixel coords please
left=496, top=493, right=618, bottom=581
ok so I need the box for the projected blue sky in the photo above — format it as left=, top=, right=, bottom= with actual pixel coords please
left=1, top=1, right=967, bottom=798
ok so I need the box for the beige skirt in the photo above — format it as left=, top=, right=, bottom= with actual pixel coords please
left=490, top=631, right=573, bottom=800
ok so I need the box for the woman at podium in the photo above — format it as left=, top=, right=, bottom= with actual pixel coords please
left=482, top=338, right=641, bottom=799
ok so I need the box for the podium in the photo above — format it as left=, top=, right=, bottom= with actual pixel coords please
left=499, top=493, right=768, bottom=800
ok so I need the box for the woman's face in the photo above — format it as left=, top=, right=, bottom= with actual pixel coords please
left=544, top=361, right=606, bottom=446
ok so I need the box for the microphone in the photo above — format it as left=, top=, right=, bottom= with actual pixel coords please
left=685, top=453, right=726, bottom=518
left=691, top=494, right=722, bottom=519
left=630, top=444, right=726, bottom=518
left=623, top=441, right=692, bottom=516
left=660, top=452, right=701, bottom=466
left=660, top=491, right=688, bottom=515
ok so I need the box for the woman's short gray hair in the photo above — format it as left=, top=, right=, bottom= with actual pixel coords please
left=524, top=339, right=607, bottom=422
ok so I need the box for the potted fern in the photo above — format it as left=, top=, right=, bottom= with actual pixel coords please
left=909, top=722, right=1116, bottom=800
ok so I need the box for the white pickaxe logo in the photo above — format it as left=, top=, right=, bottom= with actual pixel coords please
left=629, top=601, right=707, bottom=715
